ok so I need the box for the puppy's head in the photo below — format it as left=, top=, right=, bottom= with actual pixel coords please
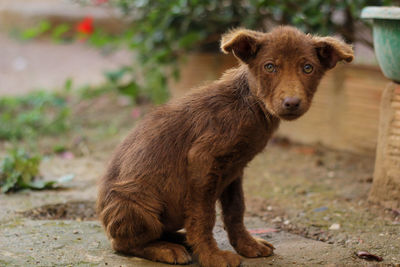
left=221, top=26, right=354, bottom=120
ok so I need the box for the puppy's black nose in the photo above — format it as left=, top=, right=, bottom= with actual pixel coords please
left=282, top=97, right=301, bottom=111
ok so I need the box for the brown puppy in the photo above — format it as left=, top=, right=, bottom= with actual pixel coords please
left=97, top=26, right=353, bottom=267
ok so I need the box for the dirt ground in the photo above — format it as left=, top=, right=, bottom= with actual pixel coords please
left=0, top=91, right=399, bottom=266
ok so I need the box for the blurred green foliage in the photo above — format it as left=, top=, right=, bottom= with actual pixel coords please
left=0, top=148, right=74, bottom=193
left=0, top=91, right=70, bottom=141
left=19, top=0, right=399, bottom=104
left=89, top=0, right=397, bottom=103
left=0, top=149, right=41, bottom=193
left=20, top=21, right=51, bottom=40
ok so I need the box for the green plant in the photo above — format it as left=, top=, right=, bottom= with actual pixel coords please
left=89, top=0, right=399, bottom=103
left=20, top=21, right=51, bottom=40
left=0, top=149, right=41, bottom=193
left=0, top=149, right=74, bottom=193
left=0, top=91, right=70, bottom=141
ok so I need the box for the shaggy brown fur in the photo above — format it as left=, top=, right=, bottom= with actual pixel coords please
left=97, top=26, right=353, bottom=267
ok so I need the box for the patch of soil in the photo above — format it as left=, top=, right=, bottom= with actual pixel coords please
left=243, top=141, right=400, bottom=265
left=21, top=201, right=97, bottom=221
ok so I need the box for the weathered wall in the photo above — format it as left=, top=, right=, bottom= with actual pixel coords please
left=169, top=53, right=237, bottom=98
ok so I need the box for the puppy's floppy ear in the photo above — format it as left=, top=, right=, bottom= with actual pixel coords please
left=312, top=36, right=354, bottom=69
left=221, top=29, right=263, bottom=63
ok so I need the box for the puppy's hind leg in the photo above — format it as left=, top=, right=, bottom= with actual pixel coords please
left=161, top=230, right=192, bottom=253
left=100, top=196, right=192, bottom=264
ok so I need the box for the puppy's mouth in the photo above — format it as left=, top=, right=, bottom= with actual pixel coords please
left=278, top=112, right=302, bottom=121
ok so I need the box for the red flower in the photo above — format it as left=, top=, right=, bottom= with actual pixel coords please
left=76, top=17, right=94, bottom=35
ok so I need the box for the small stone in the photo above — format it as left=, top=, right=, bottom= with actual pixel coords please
left=267, top=206, right=273, bottom=211
left=296, top=188, right=307, bottom=195
left=313, top=207, right=328, bottom=212
left=283, top=220, right=290, bottom=225
left=329, top=223, right=341, bottom=230
left=73, top=230, right=80, bottom=234
left=89, top=241, right=100, bottom=249
left=53, top=244, right=65, bottom=250
left=271, top=216, right=282, bottom=223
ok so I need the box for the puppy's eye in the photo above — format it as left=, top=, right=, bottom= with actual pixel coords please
left=303, top=64, right=313, bottom=74
left=264, top=63, right=276, bottom=73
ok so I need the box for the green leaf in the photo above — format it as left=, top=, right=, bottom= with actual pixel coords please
left=105, top=67, right=130, bottom=84
left=27, top=180, right=56, bottom=190
left=52, top=24, right=70, bottom=42
left=0, top=91, right=70, bottom=140
left=178, top=32, right=203, bottom=49
left=1, top=172, right=19, bottom=193
left=26, top=174, right=74, bottom=190
left=57, top=174, right=75, bottom=184
left=63, top=78, right=73, bottom=92
left=53, top=145, right=67, bottom=154
left=0, top=149, right=41, bottom=193
left=118, top=81, right=140, bottom=100
left=21, top=21, right=51, bottom=40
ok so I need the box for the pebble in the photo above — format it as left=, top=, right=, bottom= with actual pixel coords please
left=313, top=207, right=328, bottom=212
left=52, top=244, right=65, bottom=250
left=271, top=216, right=283, bottom=223
left=329, top=223, right=341, bottom=230
left=89, top=241, right=100, bottom=249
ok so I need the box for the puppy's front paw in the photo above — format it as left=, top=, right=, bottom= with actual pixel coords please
left=198, top=250, right=241, bottom=267
left=233, top=236, right=274, bottom=258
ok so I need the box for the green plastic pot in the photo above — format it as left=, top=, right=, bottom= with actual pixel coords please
left=361, top=6, right=400, bottom=83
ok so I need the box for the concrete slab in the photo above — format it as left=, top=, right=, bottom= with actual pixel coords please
left=0, top=142, right=389, bottom=267
left=0, top=217, right=355, bottom=267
